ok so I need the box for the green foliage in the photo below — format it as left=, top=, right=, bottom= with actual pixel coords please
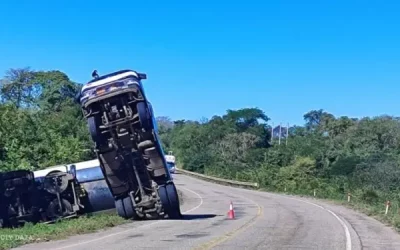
left=159, top=105, right=400, bottom=230
left=1, top=67, right=400, bottom=231
left=0, top=68, right=93, bottom=171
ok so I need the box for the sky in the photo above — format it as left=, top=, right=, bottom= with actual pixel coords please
left=0, top=0, right=399, bottom=126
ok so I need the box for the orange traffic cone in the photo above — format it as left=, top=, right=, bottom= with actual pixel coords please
left=227, top=201, right=235, bottom=219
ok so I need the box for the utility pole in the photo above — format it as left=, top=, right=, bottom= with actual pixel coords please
left=286, top=123, right=289, bottom=145
left=279, top=123, right=282, bottom=145
left=271, top=122, right=274, bottom=143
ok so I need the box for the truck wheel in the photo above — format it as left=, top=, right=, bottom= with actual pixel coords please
left=115, top=196, right=137, bottom=219
left=157, top=186, right=170, bottom=217
left=137, top=102, right=152, bottom=130
left=69, top=164, right=77, bottom=180
left=165, top=183, right=182, bottom=219
left=46, top=198, right=73, bottom=220
left=115, top=199, right=125, bottom=218
left=158, top=185, right=181, bottom=219
left=88, top=116, right=100, bottom=143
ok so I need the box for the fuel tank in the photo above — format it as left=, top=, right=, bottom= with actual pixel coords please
left=33, top=160, right=116, bottom=213
left=75, top=166, right=115, bottom=212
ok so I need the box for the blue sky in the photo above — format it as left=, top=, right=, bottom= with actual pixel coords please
left=0, top=0, right=399, bottom=126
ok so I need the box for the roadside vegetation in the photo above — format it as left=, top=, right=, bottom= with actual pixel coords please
left=157, top=108, right=400, bottom=232
left=0, top=67, right=398, bottom=249
left=0, top=68, right=130, bottom=249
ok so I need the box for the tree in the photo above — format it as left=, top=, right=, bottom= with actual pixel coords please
left=1, top=66, right=400, bottom=220
left=303, top=109, right=334, bottom=132
left=33, top=70, right=81, bottom=112
left=0, top=68, right=92, bottom=171
left=0, top=68, right=40, bottom=109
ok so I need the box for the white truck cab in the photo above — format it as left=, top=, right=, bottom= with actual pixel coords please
left=165, top=151, right=176, bottom=174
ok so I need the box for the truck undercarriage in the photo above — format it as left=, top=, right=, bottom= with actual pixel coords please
left=80, top=71, right=181, bottom=220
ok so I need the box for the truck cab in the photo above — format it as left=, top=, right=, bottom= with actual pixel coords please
left=165, top=151, right=176, bottom=174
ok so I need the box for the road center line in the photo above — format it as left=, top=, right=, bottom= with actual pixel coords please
left=192, top=195, right=263, bottom=250
left=186, top=174, right=352, bottom=250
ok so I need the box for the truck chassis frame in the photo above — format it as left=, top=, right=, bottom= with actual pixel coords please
left=79, top=70, right=181, bottom=220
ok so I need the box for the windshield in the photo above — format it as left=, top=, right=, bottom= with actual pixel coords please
left=166, top=162, right=175, bottom=169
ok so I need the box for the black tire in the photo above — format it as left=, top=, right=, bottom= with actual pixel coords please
left=69, top=165, right=77, bottom=179
left=46, top=198, right=73, bottom=220
left=115, top=199, right=125, bottom=218
left=123, top=196, right=135, bottom=219
left=165, top=183, right=182, bottom=219
left=88, top=116, right=99, bottom=142
left=158, top=184, right=182, bottom=219
left=157, top=186, right=170, bottom=217
left=137, top=102, right=152, bottom=130
left=115, top=196, right=137, bottom=219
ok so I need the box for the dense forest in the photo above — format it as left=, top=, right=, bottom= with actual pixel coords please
left=159, top=108, right=400, bottom=201
left=1, top=68, right=399, bottom=226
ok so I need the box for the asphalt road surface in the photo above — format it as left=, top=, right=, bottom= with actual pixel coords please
left=15, top=173, right=400, bottom=250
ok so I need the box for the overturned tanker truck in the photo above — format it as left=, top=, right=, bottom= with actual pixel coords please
left=76, top=69, right=182, bottom=220
left=0, top=170, right=41, bottom=228
left=34, top=160, right=116, bottom=214
left=0, top=167, right=84, bottom=228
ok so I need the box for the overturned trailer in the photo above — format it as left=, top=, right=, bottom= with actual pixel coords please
left=0, top=166, right=85, bottom=228
left=34, top=165, right=86, bottom=221
left=0, top=159, right=129, bottom=228
left=66, top=160, right=115, bottom=213
left=34, top=159, right=115, bottom=214
left=0, top=170, right=42, bottom=228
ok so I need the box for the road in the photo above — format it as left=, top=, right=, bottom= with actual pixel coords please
left=15, top=173, right=400, bottom=250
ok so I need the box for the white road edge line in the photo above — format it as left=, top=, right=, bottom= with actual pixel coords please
left=280, top=196, right=352, bottom=250
left=179, top=186, right=204, bottom=213
left=52, top=187, right=204, bottom=250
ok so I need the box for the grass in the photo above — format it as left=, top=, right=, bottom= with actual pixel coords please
left=326, top=199, right=400, bottom=233
left=267, top=189, right=400, bottom=233
left=0, top=188, right=186, bottom=250
left=0, top=212, right=130, bottom=250
left=273, top=190, right=400, bottom=233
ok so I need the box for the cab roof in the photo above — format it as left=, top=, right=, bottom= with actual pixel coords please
left=87, top=69, right=139, bottom=84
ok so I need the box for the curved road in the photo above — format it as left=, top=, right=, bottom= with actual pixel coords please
left=15, top=174, right=400, bottom=250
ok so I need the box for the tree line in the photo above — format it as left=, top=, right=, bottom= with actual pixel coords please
left=0, top=68, right=93, bottom=171
left=1, top=67, right=399, bottom=212
left=158, top=100, right=400, bottom=208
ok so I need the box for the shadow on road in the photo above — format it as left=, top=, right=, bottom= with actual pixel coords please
left=181, top=214, right=217, bottom=220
